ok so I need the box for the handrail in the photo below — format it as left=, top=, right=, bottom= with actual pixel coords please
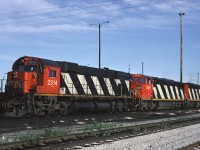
left=134, top=89, right=142, bottom=99
left=0, top=79, right=6, bottom=93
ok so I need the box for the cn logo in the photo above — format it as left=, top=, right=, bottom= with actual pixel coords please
left=146, top=86, right=151, bottom=90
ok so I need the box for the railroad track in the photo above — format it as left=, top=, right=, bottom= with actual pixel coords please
left=180, top=141, right=200, bottom=150
left=0, top=109, right=200, bottom=134
left=1, top=113, right=200, bottom=150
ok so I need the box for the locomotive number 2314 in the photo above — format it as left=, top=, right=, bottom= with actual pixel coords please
left=47, top=79, right=58, bottom=86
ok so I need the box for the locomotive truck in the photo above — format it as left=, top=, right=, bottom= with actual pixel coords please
left=0, top=56, right=200, bottom=117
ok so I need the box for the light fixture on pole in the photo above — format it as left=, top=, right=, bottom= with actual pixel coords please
left=179, top=11, right=185, bottom=83
left=89, top=21, right=109, bottom=69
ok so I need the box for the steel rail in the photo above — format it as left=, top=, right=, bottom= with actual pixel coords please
left=179, top=141, right=200, bottom=150
left=1, top=114, right=200, bottom=149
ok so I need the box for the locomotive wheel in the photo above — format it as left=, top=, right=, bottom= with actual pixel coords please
left=47, top=107, right=55, bottom=116
left=58, top=101, right=72, bottom=115
left=111, top=102, right=116, bottom=113
left=34, top=101, right=45, bottom=116
left=34, top=107, right=44, bottom=116
left=118, top=106, right=123, bottom=112
left=116, top=102, right=124, bottom=113
left=60, top=106, right=69, bottom=115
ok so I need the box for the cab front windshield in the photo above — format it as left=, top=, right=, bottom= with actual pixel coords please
left=133, top=77, right=145, bottom=83
left=19, top=65, right=37, bottom=72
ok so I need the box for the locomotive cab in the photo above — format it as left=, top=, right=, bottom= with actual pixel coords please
left=6, top=56, right=61, bottom=96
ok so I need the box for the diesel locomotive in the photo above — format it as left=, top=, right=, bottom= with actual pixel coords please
left=0, top=56, right=134, bottom=116
left=131, top=74, right=200, bottom=110
left=0, top=56, right=200, bottom=117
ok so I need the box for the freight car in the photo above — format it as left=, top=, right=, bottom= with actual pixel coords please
left=0, top=56, right=135, bottom=117
left=131, top=74, right=200, bottom=110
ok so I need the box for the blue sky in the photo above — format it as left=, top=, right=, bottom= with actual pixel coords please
left=0, top=0, right=199, bottom=83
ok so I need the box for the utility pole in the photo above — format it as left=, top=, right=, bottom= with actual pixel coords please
left=89, top=21, right=109, bottom=69
left=142, top=62, right=144, bottom=75
left=197, top=72, right=199, bottom=84
left=99, top=23, right=101, bottom=69
left=179, top=11, right=185, bottom=83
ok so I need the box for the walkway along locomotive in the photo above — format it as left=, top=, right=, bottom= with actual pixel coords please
left=0, top=56, right=200, bottom=117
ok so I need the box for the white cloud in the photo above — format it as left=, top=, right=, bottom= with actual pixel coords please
left=0, top=0, right=57, bottom=13
left=0, top=23, right=89, bottom=33
left=0, top=0, right=199, bottom=34
left=153, top=3, right=173, bottom=11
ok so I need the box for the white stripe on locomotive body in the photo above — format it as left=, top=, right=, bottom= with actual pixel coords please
left=153, top=86, right=158, bottom=99
left=77, top=74, right=92, bottom=95
left=188, top=88, right=192, bottom=99
left=175, top=86, right=180, bottom=99
left=195, top=89, right=199, bottom=100
left=104, top=78, right=115, bottom=95
left=91, top=76, right=104, bottom=95
left=191, top=89, right=194, bottom=99
left=125, top=80, right=130, bottom=91
left=156, top=84, right=165, bottom=99
left=114, top=79, right=121, bottom=86
left=198, top=89, right=200, bottom=99
left=164, top=85, right=171, bottom=99
left=170, top=86, right=176, bottom=99
left=61, top=73, right=78, bottom=94
left=180, top=89, right=184, bottom=99
left=192, top=89, right=196, bottom=100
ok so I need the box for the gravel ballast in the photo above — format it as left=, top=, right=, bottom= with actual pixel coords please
left=83, top=123, right=200, bottom=150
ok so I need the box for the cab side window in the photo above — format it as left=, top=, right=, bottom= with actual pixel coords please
left=19, top=65, right=24, bottom=71
left=49, top=70, right=56, bottom=77
left=139, top=78, right=145, bottom=83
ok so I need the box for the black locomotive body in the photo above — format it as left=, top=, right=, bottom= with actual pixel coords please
left=57, top=61, right=133, bottom=114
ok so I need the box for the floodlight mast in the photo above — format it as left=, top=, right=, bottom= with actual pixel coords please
left=89, top=21, right=109, bottom=69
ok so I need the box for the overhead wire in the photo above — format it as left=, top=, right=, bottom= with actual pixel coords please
left=0, top=0, right=172, bottom=25
left=0, top=0, right=135, bottom=16
left=0, top=0, right=139, bottom=21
